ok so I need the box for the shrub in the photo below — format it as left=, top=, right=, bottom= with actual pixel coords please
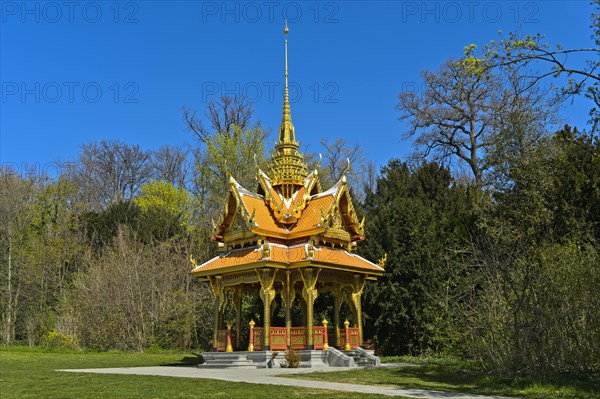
left=44, top=330, right=80, bottom=350
left=284, top=349, right=300, bottom=368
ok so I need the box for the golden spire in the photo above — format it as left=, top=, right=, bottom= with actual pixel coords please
left=280, top=20, right=294, bottom=143
left=270, top=21, right=308, bottom=199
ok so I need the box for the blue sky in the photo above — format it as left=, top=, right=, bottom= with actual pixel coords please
left=0, top=1, right=595, bottom=177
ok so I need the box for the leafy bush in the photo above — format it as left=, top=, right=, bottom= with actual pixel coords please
left=284, top=349, right=300, bottom=368
left=44, top=330, right=80, bottom=350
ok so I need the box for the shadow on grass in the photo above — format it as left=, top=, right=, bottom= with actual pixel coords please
left=385, top=364, right=600, bottom=398
left=159, top=353, right=204, bottom=367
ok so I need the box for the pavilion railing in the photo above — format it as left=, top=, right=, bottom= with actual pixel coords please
left=312, top=326, right=327, bottom=350
left=339, top=327, right=360, bottom=349
left=216, top=329, right=237, bottom=352
left=252, top=327, right=264, bottom=351
left=270, top=327, right=288, bottom=350
left=244, top=326, right=330, bottom=351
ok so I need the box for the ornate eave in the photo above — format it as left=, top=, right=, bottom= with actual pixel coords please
left=191, top=242, right=384, bottom=281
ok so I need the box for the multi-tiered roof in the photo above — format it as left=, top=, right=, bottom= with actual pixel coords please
left=191, top=24, right=383, bottom=281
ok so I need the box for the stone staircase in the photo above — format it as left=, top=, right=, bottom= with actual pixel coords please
left=341, top=347, right=381, bottom=367
left=199, top=352, right=257, bottom=368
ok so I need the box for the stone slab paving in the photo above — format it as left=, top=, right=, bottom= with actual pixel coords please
left=58, top=365, right=519, bottom=399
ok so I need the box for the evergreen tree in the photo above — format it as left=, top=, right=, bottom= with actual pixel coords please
left=360, top=160, right=472, bottom=355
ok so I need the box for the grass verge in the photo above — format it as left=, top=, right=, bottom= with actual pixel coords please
left=0, top=346, right=384, bottom=399
left=287, top=356, right=600, bottom=399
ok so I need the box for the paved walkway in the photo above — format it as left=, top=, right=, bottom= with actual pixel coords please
left=58, top=365, right=517, bottom=399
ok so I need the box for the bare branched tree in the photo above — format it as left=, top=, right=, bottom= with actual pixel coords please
left=66, top=141, right=152, bottom=209
left=397, top=59, right=509, bottom=187
left=319, top=137, right=369, bottom=202
left=472, top=2, right=600, bottom=133
left=151, top=145, right=190, bottom=188
left=182, top=95, right=254, bottom=144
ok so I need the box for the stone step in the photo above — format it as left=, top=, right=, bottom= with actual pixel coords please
left=200, top=352, right=258, bottom=369
left=199, top=363, right=257, bottom=368
left=341, top=349, right=377, bottom=367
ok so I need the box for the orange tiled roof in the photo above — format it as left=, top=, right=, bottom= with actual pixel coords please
left=313, top=247, right=383, bottom=272
left=240, top=195, right=287, bottom=233
left=192, top=247, right=262, bottom=273
left=191, top=243, right=383, bottom=276
left=293, top=195, right=334, bottom=231
left=270, top=244, right=307, bottom=263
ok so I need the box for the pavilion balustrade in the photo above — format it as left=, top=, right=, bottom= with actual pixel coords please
left=216, top=329, right=237, bottom=352
left=339, top=327, right=360, bottom=349
left=216, top=325, right=330, bottom=352
left=289, top=326, right=329, bottom=350
left=269, top=326, right=288, bottom=350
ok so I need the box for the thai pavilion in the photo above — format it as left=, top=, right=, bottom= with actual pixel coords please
left=191, top=24, right=384, bottom=365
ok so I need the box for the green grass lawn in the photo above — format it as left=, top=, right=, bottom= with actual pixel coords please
left=0, top=346, right=384, bottom=399
left=288, top=356, right=600, bottom=399
left=2, top=347, right=598, bottom=399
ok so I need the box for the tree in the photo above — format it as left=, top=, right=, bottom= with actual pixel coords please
left=81, top=200, right=142, bottom=250
left=73, top=229, right=213, bottom=351
left=182, top=96, right=271, bottom=224
left=398, top=52, right=557, bottom=189
left=397, top=58, right=509, bottom=187
left=182, top=95, right=254, bottom=144
left=151, top=145, right=190, bottom=189
left=462, top=125, right=600, bottom=376
left=317, top=137, right=373, bottom=202
left=65, top=140, right=152, bottom=209
left=0, top=173, right=87, bottom=346
left=470, top=1, right=600, bottom=133
left=360, top=160, right=472, bottom=355
left=0, top=171, right=36, bottom=345
left=192, top=126, right=270, bottom=225
left=18, top=178, right=86, bottom=345
left=135, top=180, right=196, bottom=242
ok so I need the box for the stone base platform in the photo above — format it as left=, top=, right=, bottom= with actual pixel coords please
left=200, top=348, right=379, bottom=369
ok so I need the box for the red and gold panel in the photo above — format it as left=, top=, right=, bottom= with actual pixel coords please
left=269, top=327, right=288, bottom=350
left=290, top=327, right=307, bottom=350
left=253, top=327, right=264, bottom=351
left=312, top=326, right=325, bottom=349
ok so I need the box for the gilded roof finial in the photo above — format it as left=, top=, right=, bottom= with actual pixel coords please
left=284, top=20, right=289, bottom=90
left=269, top=21, right=308, bottom=197
left=280, top=20, right=293, bottom=143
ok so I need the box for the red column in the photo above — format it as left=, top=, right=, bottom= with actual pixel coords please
left=248, top=319, right=255, bottom=352
left=322, top=319, right=329, bottom=350
left=344, top=319, right=351, bottom=350
left=226, top=323, right=233, bottom=352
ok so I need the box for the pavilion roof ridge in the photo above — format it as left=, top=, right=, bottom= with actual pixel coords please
left=341, top=250, right=384, bottom=271
left=230, top=176, right=263, bottom=200
left=311, top=179, right=341, bottom=199
left=268, top=241, right=307, bottom=249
